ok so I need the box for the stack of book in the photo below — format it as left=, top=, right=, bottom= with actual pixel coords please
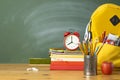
left=49, top=48, right=84, bottom=70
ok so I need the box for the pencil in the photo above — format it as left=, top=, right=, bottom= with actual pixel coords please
left=96, top=43, right=104, bottom=55
left=101, top=31, right=106, bottom=42
left=94, top=46, right=99, bottom=55
left=82, top=41, right=88, bottom=55
left=89, top=41, right=94, bottom=56
left=93, top=39, right=98, bottom=53
left=78, top=42, right=85, bottom=55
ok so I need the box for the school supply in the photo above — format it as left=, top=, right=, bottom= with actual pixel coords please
left=84, top=3, right=120, bottom=68
left=49, top=48, right=84, bottom=70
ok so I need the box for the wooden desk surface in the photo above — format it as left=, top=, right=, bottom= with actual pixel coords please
left=0, top=64, right=120, bottom=80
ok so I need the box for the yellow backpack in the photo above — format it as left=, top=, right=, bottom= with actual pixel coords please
left=84, top=3, right=120, bottom=68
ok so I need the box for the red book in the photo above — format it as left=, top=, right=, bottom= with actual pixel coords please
left=51, top=61, right=84, bottom=66
left=50, top=65, right=84, bottom=70
left=50, top=61, right=84, bottom=70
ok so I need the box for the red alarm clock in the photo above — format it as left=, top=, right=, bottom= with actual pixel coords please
left=64, top=32, right=80, bottom=50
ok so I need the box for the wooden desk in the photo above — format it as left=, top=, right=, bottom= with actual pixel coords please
left=0, top=64, right=120, bottom=80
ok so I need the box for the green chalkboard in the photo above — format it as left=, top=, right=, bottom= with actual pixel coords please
left=0, top=0, right=120, bottom=63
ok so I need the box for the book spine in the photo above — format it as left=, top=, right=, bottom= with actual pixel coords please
left=51, top=61, right=84, bottom=66
left=51, top=58, right=84, bottom=62
left=50, top=65, right=84, bottom=70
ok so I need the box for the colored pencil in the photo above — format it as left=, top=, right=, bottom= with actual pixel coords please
left=78, top=42, right=85, bottom=55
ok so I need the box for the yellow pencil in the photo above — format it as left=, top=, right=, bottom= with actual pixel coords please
left=82, top=41, right=88, bottom=55
left=90, top=41, right=94, bottom=56
left=78, top=42, right=85, bottom=55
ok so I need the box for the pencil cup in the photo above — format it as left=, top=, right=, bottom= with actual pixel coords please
left=84, top=55, right=97, bottom=76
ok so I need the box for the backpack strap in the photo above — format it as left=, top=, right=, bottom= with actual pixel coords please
left=84, top=20, right=92, bottom=41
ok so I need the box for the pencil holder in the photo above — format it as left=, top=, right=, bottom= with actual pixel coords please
left=84, top=55, right=97, bottom=76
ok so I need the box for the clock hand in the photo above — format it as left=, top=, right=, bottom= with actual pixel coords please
left=67, top=42, right=72, bottom=45
left=71, top=36, right=73, bottom=43
left=67, top=36, right=73, bottom=45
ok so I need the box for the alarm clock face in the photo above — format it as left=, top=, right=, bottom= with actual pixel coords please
left=64, top=34, right=80, bottom=50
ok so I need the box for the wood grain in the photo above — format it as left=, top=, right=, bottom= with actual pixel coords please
left=0, top=64, right=120, bottom=80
